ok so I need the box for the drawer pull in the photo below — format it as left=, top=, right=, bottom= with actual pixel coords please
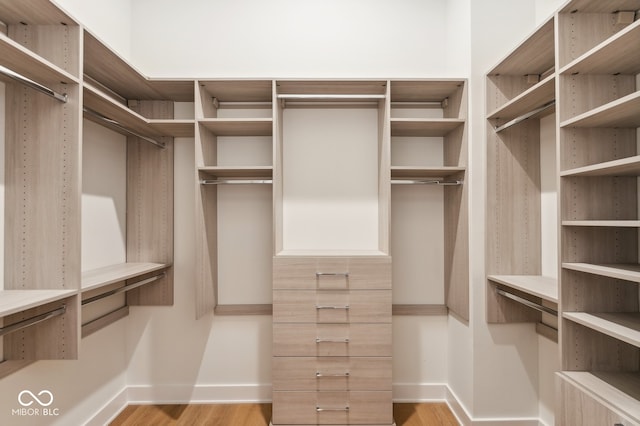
left=316, top=338, right=350, bottom=343
left=316, top=272, right=349, bottom=278
left=316, top=372, right=350, bottom=378
left=316, top=406, right=349, bottom=412
left=316, top=305, right=350, bottom=310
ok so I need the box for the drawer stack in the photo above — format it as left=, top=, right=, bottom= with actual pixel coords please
left=272, top=256, right=393, bottom=425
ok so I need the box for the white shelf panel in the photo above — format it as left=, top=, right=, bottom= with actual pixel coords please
left=561, top=91, right=640, bottom=128
left=563, top=263, right=640, bottom=283
left=81, top=262, right=168, bottom=292
left=564, top=312, right=640, bottom=348
left=561, top=155, right=640, bottom=177
left=562, top=220, right=640, bottom=227
left=560, top=19, right=640, bottom=76
left=0, top=290, right=76, bottom=317
left=488, top=275, right=558, bottom=303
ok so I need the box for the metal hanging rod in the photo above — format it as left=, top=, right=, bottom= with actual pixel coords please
left=83, top=107, right=165, bottom=149
left=0, top=65, right=67, bottom=103
left=496, top=288, right=558, bottom=316
left=0, top=305, right=66, bottom=338
left=200, top=179, right=273, bottom=185
left=82, top=272, right=166, bottom=306
left=391, top=179, right=464, bottom=186
left=494, top=101, right=555, bottom=133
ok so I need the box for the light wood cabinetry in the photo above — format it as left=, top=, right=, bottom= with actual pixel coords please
left=487, top=0, right=640, bottom=423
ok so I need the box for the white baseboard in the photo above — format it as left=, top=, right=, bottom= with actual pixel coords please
left=86, top=383, right=544, bottom=426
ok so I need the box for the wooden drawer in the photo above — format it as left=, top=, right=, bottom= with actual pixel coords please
left=273, top=290, right=391, bottom=323
left=272, top=391, right=393, bottom=425
left=272, top=357, right=392, bottom=391
left=273, top=257, right=391, bottom=290
left=273, top=323, right=392, bottom=357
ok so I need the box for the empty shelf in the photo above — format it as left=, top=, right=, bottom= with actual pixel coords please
left=562, top=220, right=640, bottom=227
left=563, top=263, right=640, bottom=283
left=390, top=166, right=465, bottom=179
left=561, top=155, right=640, bottom=177
left=487, top=74, right=555, bottom=121
left=0, top=290, right=76, bottom=318
left=563, top=312, right=640, bottom=348
left=149, top=119, right=195, bottom=137
left=488, top=275, right=558, bottom=303
left=390, top=118, right=464, bottom=137
left=199, top=166, right=273, bottom=178
left=199, top=118, right=273, bottom=136
left=82, top=262, right=168, bottom=292
left=560, top=91, right=640, bottom=128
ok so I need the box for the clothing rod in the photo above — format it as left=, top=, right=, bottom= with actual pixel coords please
left=391, top=179, right=463, bottom=186
left=83, top=107, right=165, bottom=149
left=0, top=65, right=68, bottom=103
left=496, top=288, right=558, bottom=316
left=200, top=179, right=273, bottom=185
left=494, top=101, right=555, bottom=133
left=82, top=272, right=166, bottom=306
left=0, top=305, right=66, bottom=338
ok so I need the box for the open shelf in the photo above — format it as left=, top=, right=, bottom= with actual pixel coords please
left=0, top=290, right=77, bottom=318
left=562, top=220, right=640, bottom=227
left=560, top=91, right=640, bottom=128
left=81, top=263, right=168, bottom=293
left=199, top=118, right=273, bottom=136
left=390, top=166, right=465, bottom=179
left=487, top=74, right=555, bottom=122
left=199, top=166, right=273, bottom=178
left=487, top=275, right=557, bottom=303
left=564, top=312, right=640, bottom=348
left=149, top=119, right=195, bottom=137
left=561, top=155, right=640, bottom=177
left=563, top=263, right=640, bottom=283
left=390, top=118, right=464, bottom=137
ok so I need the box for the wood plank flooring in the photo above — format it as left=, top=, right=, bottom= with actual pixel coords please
left=111, top=403, right=460, bottom=425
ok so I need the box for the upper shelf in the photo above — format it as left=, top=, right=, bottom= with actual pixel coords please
left=83, top=30, right=193, bottom=102
left=488, top=275, right=558, bottom=303
left=487, top=74, right=555, bottom=121
left=82, top=262, right=168, bottom=293
left=0, top=0, right=78, bottom=25
left=199, top=118, right=273, bottom=136
left=560, top=19, right=640, bottom=76
left=277, top=80, right=387, bottom=97
left=391, top=166, right=465, bottom=179
left=0, top=289, right=76, bottom=318
left=560, top=0, right=640, bottom=13
left=390, top=80, right=464, bottom=103
left=560, top=91, right=640, bottom=128
left=391, top=118, right=464, bottom=137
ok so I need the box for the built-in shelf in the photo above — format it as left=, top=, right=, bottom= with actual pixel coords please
left=0, top=290, right=76, bottom=318
left=560, top=371, right=640, bottom=423
left=214, top=304, right=273, bottom=315
left=560, top=91, right=640, bottom=128
left=488, top=275, right=558, bottom=303
left=562, top=220, right=640, bottom=227
left=199, top=118, right=273, bottom=136
left=560, top=19, right=640, bottom=76
left=390, top=118, right=464, bottom=136
left=563, top=312, right=640, bottom=348
left=562, top=262, right=640, bottom=283
left=390, top=166, right=465, bottom=178
left=149, top=119, right=195, bottom=137
left=81, top=262, right=168, bottom=293
left=561, top=155, right=640, bottom=177
left=199, top=166, right=273, bottom=178
left=487, top=74, right=555, bottom=121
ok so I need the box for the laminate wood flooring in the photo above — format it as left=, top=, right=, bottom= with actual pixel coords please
left=110, top=402, right=460, bottom=425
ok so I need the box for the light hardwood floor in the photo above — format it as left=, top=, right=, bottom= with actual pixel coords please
left=111, top=403, right=459, bottom=425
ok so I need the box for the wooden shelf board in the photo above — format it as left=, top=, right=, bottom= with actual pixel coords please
left=81, top=263, right=168, bottom=292
left=563, top=262, right=640, bottom=283
left=563, top=312, right=640, bottom=348
left=488, top=17, right=555, bottom=76
left=277, top=80, right=388, bottom=96
left=560, top=19, right=640, bottom=75
left=214, top=304, right=273, bottom=315
left=392, top=304, right=448, bottom=316
left=199, top=166, right=273, bottom=178
left=149, top=120, right=195, bottom=138
left=560, top=0, right=640, bottom=13
left=560, top=371, right=640, bottom=423
left=276, top=249, right=388, bottom=257
left=199, top=118, right=273, bottom=136
left=561, top=155, right=640, bottom=177
left=487, top=74, right=555, bottom=121
left=562, top=220, right=640, bottom=227
left=0, top=33, right=78, bottom=85
left=199, top=80, right=273, bottom=102
left=390, top=118, right=464, bottom=137
left=0, top=289, right=76, bottom=317
left=0, top=0, right=78, bottom=25
left=488, top=275, right=558, bottom=303
left=561, top=91, right=640, bottom=128
left=83, top=30, right=193, bottom=101
left=390, top=166, right=465, bottom=178
left=390, top=80, right=465, bottom=102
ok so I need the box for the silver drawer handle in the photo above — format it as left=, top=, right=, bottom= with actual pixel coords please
left=316, top=372, right=350, bottom=378
left=316, top=406, right=349, bottom=412
left=316, top=272, right=349, bottom=277
left=316, top=338, right=349, bottom=343
left=316, top=305, right=350, bottom=310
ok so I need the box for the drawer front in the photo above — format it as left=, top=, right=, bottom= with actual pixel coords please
left=272, top=391, right=393, bottom=425
left=272, top=357, right=392, bottom=391
left=273, top=290, right=391, bottom=323
left=273, top=257, right=391, bottom=290
left=558, top=374, right=637, bottom=426
left=273, top=323, right=392, bottom=357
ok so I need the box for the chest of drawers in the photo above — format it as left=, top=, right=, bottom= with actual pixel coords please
left=272, top=255, right=393, bottom=426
